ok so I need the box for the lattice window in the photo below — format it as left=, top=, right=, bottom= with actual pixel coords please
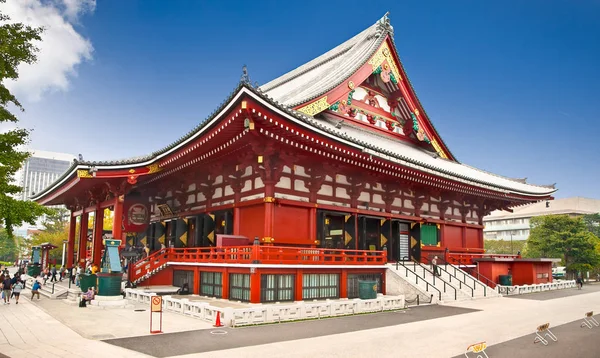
left=302, top=273, right=339, bottom=299
left=200, top=271, right=222, bottom=298
left=261, top=274, right=295, bottom=302
left=229, top=273, right=251, bottom=302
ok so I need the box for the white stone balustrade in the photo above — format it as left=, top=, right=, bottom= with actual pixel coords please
left=498, top=280, right=577, bottom=296
left=124, top=289, right=404, bottom=327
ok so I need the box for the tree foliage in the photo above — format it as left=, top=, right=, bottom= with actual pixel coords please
left=484, top=239, right=526, bottom=255
left=87, top=208, right=114, bottom=231
left=31, top=225, right=68, bottom=261
left=524, top=215, right=600, bottom=277
left=0, top=0, right=51, bottom=237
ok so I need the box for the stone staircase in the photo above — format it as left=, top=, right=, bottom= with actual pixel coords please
left=387, top=261, right=500, bottom=303
left=24, top=278, right=69, bottom=299
left=131, top=249, right=170, bottom=285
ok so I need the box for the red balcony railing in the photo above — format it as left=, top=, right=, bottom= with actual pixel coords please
left=130, top=246, right=387, bottom=283
left=447, top=253, right=521, bottom=266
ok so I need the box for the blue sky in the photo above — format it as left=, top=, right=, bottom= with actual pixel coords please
left=8, top=0, right=600, bottom=199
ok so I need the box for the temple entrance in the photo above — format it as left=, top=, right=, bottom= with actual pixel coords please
left=358, top=216, right=382, bottom=252
left=388, top=221, right=410, bottom=261
left=317, top=210, right=355, bottom=249
left=192, top=209, right=234, bottom=247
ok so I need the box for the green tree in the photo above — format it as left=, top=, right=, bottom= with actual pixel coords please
left=582, top=213, right=600, bottom=237
left=525, top=215, right=600, bottom=278
left=0, top=228, right=18, bottom=261
left=31, top=226, right=68, bottom=262
left=484, top=239, right=526, bottom=255
left=0, top=0, right=51, bottom=237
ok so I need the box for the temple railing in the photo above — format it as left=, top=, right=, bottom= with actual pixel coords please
left=130, top=246, right=387, bottom=283
left=446, top=253, right=521, bottom=266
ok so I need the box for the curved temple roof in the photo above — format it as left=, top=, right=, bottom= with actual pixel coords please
left=260, top=16, right=387, bottom=107
left=32, top=15, right=556, bottom=204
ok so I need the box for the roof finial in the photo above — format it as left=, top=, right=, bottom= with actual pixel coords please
left=377, top=12, right=394, bottom=37
left=241, top=64, right=251, bottom=85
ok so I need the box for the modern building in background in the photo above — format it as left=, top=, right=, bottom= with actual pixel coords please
left=483, top=197, right=600, bottom=241
left=19, top=150, right=75, bottom=201
left=13, top=150, right=75, bottom=237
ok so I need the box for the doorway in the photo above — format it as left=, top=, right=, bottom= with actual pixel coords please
left=358, top=216, right=381, bottom=252
left=388, top=221, right=410, bottom=261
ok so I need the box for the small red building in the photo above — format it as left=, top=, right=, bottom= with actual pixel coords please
left=32, top=15, right=555, bottom=302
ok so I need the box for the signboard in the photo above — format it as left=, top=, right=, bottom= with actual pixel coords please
left=122, top=196, right=150, bottom=233
left=151, top=296, right=162, bottom=312
left=150, top=295, right=163, bottom=334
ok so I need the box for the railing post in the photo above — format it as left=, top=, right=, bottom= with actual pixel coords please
left=252, top=236, right=260, bottom=264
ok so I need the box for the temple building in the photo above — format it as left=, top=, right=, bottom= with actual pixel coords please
left=32, top=15, right=555, bottom=303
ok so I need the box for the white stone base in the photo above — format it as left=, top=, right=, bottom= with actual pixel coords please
left=89, top=296, right=133, bottom=309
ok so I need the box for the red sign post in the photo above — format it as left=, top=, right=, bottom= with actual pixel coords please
left=150, top=296, right=163, bottom=334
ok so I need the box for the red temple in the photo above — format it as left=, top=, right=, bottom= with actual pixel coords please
left=32, top=15, right=555, bottom=302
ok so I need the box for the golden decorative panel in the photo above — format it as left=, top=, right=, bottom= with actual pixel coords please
left=77, top=170, right=92, bottom=178
left=297, top=96, right=330, bottom=116
left=368, top=42, right=402, bottom=82
left=147, top=163, right=162, bottom=174
left=264, top=197, right=276, bottom=203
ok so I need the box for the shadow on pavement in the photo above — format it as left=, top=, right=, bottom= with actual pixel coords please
left=455, top=314, right=600, bottom=358
left=105, top=304, right=478, bottom=357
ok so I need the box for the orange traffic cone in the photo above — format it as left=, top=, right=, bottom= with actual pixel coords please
left=214, top=311, right=224, bottom=327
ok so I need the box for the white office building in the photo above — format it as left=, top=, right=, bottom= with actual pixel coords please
left=13, top=150, right=75, bottom=237
left=19, top=150, right=75, bottom=200
left=483, top=197, right=600, bottom=241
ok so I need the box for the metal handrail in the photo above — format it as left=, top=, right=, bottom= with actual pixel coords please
left=396, top=260, right=443, bottom=301
left=444, top=260, right=490, bottom=296
left=422, top=256, right=474, bottom=297
left=410, top=260, right=458, bottom=300
left=449, top=261, right=495, bottom=293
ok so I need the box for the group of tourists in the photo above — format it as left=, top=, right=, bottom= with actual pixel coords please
left=0, top=271, right=26, bottom=304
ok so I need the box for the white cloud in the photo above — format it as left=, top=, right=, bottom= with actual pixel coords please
left=0, top=0, right=95, bottom=101
left=61, top=0, right=96, bottom=22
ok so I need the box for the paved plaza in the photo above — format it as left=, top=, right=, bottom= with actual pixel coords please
left=1, top=278, right=600, bottom=357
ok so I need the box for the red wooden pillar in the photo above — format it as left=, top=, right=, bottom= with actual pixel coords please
left=309, top=206, right=316, bottom=245
left=112, top=196, right=124, bottom=247
left=233, top=207, right=241, bottom=235
left=263, top=183, right=275, bottom=244
left=77, top=213, right=89, bottom=266
left=222, top=267, right=229, bottom=299
left=193, top=267, right=200, bottom=295
left=461, top=226, right=467, bottom=248
left=250, top=268, right=260, bottom=303
left=340, top=269, right=348, bottom=298
left=92, top=208, right=104, bottom=267
left=295, top=269, right=303, bottom=301
left=380, top=269, right=386, bottom=295
left=67, top=213, right=76, bottom=269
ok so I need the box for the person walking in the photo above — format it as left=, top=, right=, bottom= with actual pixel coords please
left=12, top=280, right=23, bottom=304
left=31, top=276, right=41, bottom=300
left=59, top=266, right=65, bottom=282
left=576, top=275, right=583, bottom=290
left=50, top=266, right=57, bottom=282
left=431, top=256, right=440, bottom=277
left=10, top=273, right=18, bottom=299
left=2, top=275, right=12, bottom=304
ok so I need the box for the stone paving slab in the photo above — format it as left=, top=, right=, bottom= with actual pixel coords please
left=104, top=305, right=477, bottom=357
left=31, top=294, right=212, bottom=340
